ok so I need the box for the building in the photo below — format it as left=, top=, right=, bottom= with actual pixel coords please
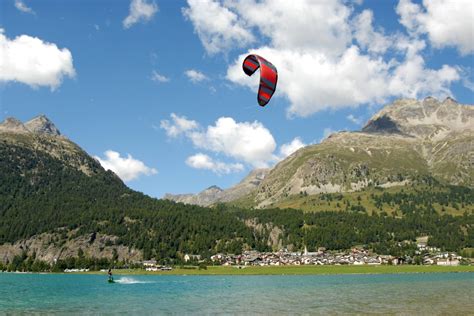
left=184, top=254, right=202, bottom=262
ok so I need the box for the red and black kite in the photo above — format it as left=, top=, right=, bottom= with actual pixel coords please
left=242, top=54, right=278, bottom=107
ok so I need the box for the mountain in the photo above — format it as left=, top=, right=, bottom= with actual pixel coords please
left=249, top=97, right=473, bottom=208
left=1, top=114, right=472, bottom=270
left=0, top=115, right=254, bottom=265
left=164, top=168, right=270, bottom=206
left=0, top=115, right=104, bottom=177
left=0, top=118, right=30, bottom=133
left=163, top=185, right=224, bottom=206
left=24, top=115, right=61, bottom=136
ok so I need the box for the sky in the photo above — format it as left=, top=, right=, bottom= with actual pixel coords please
left=1, top=0, right=473, bottom=198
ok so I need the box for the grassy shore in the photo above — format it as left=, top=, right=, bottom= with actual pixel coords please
left=97, top=265, right=474, bottom=276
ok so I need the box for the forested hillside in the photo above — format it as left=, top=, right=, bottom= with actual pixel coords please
left=1, top=115, right=473, bottom=268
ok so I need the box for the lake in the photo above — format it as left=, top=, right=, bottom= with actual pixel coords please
left=1, top=272, right=473, bottom=314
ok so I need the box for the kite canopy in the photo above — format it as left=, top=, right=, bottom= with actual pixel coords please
left=242, top=54, right=278, bottom=107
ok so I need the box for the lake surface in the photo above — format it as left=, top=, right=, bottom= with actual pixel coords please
left=1, top=272, right=473, bottom=314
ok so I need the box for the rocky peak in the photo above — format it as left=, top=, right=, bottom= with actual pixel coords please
left=362, top=97, right=473, bottom=139
left=203, top=185, right=223, bottom=194
left=0, top=117, right=29, bottom=133
left=164, top=168, right=270, bottom=206
left=24, top=115, right=61, bottom=136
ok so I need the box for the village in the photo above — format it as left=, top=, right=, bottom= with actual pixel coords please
left=135, top=243, right=466, bottom=272
left=208, top=246, right=464, bottom=267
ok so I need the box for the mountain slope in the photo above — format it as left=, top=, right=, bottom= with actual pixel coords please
left=1, top=115, right=472, bottom=269
left=0, top=116, right=255, bottom=263
left=164, top=168, right=269, bottom=206
left=232, top=97, right=473, bottom=208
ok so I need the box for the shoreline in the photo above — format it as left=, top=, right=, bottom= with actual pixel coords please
left=106, top=265, right=474, bottom=276
left=6, top=265, right=473, bottom=276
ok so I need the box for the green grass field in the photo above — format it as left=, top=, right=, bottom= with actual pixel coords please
left=99, top=265, right=474, bottom=276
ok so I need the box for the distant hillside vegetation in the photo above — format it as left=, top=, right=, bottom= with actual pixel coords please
left=0, top=108, right=473, bottom=268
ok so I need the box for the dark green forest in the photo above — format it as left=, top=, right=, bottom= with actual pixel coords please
left=1, top=140, right=473, bottom=264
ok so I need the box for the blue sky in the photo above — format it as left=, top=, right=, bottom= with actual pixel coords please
left=1, top=0, right=473, bottom=198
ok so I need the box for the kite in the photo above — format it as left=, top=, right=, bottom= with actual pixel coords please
left=242, top=54, right=278, bottom=107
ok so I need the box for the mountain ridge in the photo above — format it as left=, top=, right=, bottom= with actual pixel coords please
left=163, top=97, right=473, bottom=209
left=164, top=168, right=270, bottom=206
left=252, top=97, right=473, bottom=208
left=0, top=115, right=61, bottom=136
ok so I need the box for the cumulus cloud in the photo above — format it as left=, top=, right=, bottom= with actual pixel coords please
left=160, top=113, right=199, bottom=137
left=95, top=150, right=157, bottom=182
left=353, top=10, right=391, bottom=54
left=123, top=0, right=158, bottom=29
left=162, top=113, right=307, bottom=171
left=189, top=117, right=277, bottom=168
left=228, top=46, right=391, bottom=116
left=0, top=30, right=75, bottom=89
left=182, top=0, right=255, bottom=54
left=151, top=70, right=169, bottom=83
left=279, top=137, right=306, bottom=158
left=15, top=0, right=35, bottom=14
left=186, top=153, right=244, bottom=174
left=226, top=0, right=352, bottom=57
left=388, top=54, right=459, bottom=99
left=185, top=69, right=208, bottom=83
left=184, top=0, right=462, bottom=117
left=396, top=0, right=473, bottom=55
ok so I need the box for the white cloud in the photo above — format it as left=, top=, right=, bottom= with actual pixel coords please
left=396, top=0, right=422, bottom=32
left=186, top=153, right=244, bottom=174
left=353, top=10, right=391, bottom=54
left=160, top=113, right=199, bottom=137
left=182, top=0, right=255, bottom=54
left=189, top=117, right=277, bottom=168
left=388, top=54, right=459, bottom=99
left=162, top=113, right=307, bottom=170
left=14, top=0, right=35, bottom=14
left=226, top=43, right=459, bottom=117
left=0, top=31, right=75, bottom=89
left=227, top=46, right=392, bottom=116
left=185, top=69, right=208, bottom=83
left=94, top=150, right=157, bottom=182
left=185, top=0, right=461, bottom=117
left=462, top=78, right=474, bottom=92
left=226, top=0, right=352, bottom=57
left=346, top=114, right=363, bottom=125
left=396, top=0, right=474, bottom=55
left=151, top=70, right=169, bottom=83
left=123, top=0, right=158, bottom=29
left=279, top=137, right=306, bottom=158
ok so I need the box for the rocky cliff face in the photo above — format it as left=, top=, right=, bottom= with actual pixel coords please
left=0, top=232, right=142, bottom=264
left=164, top=168, right=270, bottom=206
left=24, top=115, right=61, bottom=136
left=252, top=97, right=473, bottom=208
left=0, top=118, right=30, bottom=133
left=0, top=115, right=61, bottom=135
left=363, top=97, right=473, bottom=139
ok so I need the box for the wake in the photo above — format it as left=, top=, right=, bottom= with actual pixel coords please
left=114, top=277, right=155, bottom=284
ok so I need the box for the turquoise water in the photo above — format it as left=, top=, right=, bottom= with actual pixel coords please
left=0, top=272, right=473, bottom=314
